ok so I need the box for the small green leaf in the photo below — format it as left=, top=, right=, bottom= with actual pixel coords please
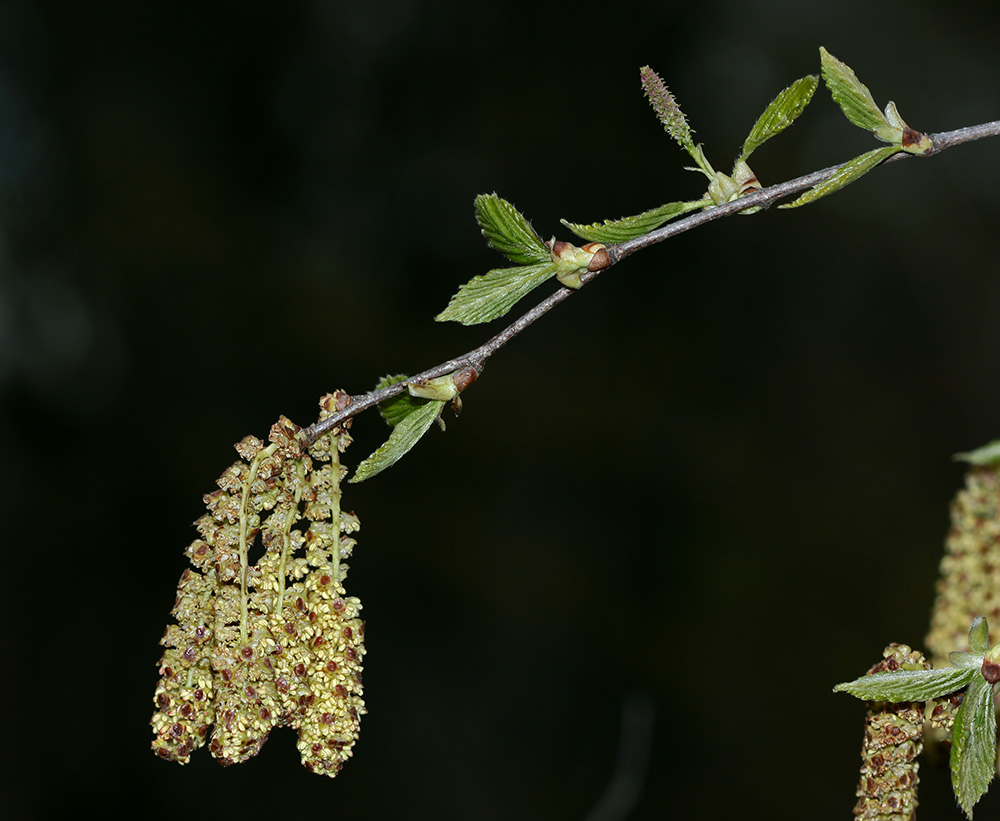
left=560, top=200, right=708, bottom=243
left=475, top=193, right=550, bottom=265
left=873, top=124, right=905, bottom=145
left=739, top=75, right=819, bottom=162
left=435, top=261, right=557, bottom=325
left=951, top=675, right=998, bottom=818
left=374, top=374, right=420, bottom=427
left=375, top=373, right=409, bottom=391
left=820, top=46, right=890, bottom=133
left=779, top=144, right=899, bottom=208
left=884, top=100, right=907, bottom=130
left=955, top=440, right=1000, bottom=467
left=834, top=665, right=975, bottom=702
left=969, top=615, right=991, bottom=654
left=350, top=399, right=446, bottom=483
left=950, top=651, right=986, bottom=669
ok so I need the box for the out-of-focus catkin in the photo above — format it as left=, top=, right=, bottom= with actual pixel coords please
left=151, top=392, right=366, bottom=776
left=926, top=465, right=1000, bottom=668
left=853, top=644, right=928, bottom=821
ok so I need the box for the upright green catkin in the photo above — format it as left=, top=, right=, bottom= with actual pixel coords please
left=151, top=392, right=366, bottom=776
left=853, top=644, right=928, bottom=821
left=926, top=465, right=1000, bottom=668
left=639, top=65, right=694, bottom=151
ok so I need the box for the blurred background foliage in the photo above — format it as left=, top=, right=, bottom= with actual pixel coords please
left=2, top=1, right=999, bottom=818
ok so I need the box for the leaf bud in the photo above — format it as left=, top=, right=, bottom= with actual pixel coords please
left=550, top=238, right=604, bottom=288
left=900, top=127, right=933, bottom=155
left=582, top=243, right=610, bottom=271
left=407, top=374, right=459, bottom=402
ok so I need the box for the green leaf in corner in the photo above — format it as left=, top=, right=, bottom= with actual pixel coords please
left=968, top=615, right=991, bottom=654
left=351, top=398, right=446, bottom=483
left=951, top=675, right=998, bottom=819
left=833, top=665, right=975, bottom=702
left=954, top=440, right=1000, bottom=467
left=435, top=261, right=557, bottom=325
left=560, top=200, right=708, bottom=243
left=475, top=193, right=550, bottom=265
left=819, top=47, right=890, bottom=134
left=779, top=144, right=899, bottom=208
left=374, top=374, right=419, bottom=428
left=949, top=651, right=986, bottom=669
left=739, top=75, right=819, bottom=163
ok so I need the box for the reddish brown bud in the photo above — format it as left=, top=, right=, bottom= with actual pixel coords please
left=983, top=660, right=1000, bottom=684
left=584, top=244, right=610, bottom=271
left=550, top=239, right=573, bottom=259
left=452, top=366, right=479, bottom=394
left=901, top=127, right=933, bottom=155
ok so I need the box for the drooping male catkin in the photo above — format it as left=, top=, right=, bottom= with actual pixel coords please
left=925, top=464, right=1000, bottom=668
left=852, top=644, right=928, bottom=821
left=151, top=392, right=366, bottom=776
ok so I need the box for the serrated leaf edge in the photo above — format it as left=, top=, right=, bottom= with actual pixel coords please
left=435, top=261, right=558, bottom=326
left=561, top=200, right=708, bottom=243
left=779, top=145, right=899, bottom=209
left=475, top=193, right=550, bottom=265
left=820, top=46, right=890, bottom=134
left=350, top=399, right=446, bottom=483
left=951, top=675, right=998, bottom=819
left=739, top=74, right=819, bottom=162
left=833, top=665, right=975, bottom=701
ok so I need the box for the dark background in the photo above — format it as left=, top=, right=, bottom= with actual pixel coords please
left=2, top=1, right=999, bottom=818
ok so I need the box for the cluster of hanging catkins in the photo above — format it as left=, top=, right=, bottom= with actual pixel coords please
left=851, top=459, right=1000, bottom=820
left=151, top=392, right=366, bottom=776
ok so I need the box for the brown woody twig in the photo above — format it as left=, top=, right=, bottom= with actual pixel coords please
left=301, top=120, right=1000, bottom=447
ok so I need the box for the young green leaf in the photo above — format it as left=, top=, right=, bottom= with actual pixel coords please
left=951, top=675, right=998, bottom=819
left=560, top=200, right=708, bottom=243
left=954, top=440, right=1000, bottom=467
left=475, top=193, right=550, bottom=265
left=884, top=100, right=907, bottom=130
left=950, top=651, right=986, bottom=669
left=779, top=144, right=899, bottom=208
left=739, top=75, right=819, bottom=162
left=374, top=374, right=420, bottom=427
left=819, top=46, right=890, bottom=133
left=435, top=261, right=558, bottom=325
left=968, top=615, right=990, bottom=654
left=833, top=665, right=974, bottom=702
left=350, top=399, right=446, bottom=483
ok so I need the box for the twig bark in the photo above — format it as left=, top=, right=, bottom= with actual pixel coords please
left=300, top=120, right=1000, bottom=446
